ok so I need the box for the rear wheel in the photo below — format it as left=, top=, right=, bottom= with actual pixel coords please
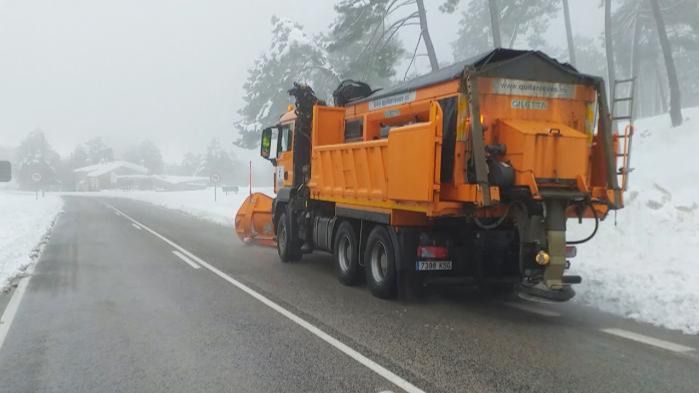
left=364, top=225, right=397, bottom=299
left=333, top=221, right=362, bottom=286
left=276, top=212, right=301, bottom=262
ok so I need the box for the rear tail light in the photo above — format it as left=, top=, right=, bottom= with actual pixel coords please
left=565, top=246, right=577, bottom=258
left=417, top=246, right=449, bottom=259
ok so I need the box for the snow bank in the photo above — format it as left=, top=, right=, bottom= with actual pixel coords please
left=569, top=107, right=699, bottom=334
left=89, top=187, right=274, bottom=227
left=0, top=191, right=63, bottom=289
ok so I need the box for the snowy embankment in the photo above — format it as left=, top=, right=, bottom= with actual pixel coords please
left=92, top=187, right=275, bottom=227
left=569, top=107, right=699, bottom=334
left=0, top=191, right=63, bottom=290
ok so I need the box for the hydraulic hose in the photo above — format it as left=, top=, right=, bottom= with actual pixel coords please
left=473, top=203, right=514, bottom=230
left=567, top=201, right=599, bottom=245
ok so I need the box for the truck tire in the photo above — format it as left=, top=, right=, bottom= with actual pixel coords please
left=364, top=225, right=397, bottom=299
left=333, top=221, right=362, bottom=286
left=276, top=212, right=301, bottom=262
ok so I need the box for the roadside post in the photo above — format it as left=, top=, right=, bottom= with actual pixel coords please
left=210, top=173, right=221, bottom=202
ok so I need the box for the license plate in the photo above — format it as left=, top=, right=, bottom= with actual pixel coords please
left=416, top=260, right=453, bottom=271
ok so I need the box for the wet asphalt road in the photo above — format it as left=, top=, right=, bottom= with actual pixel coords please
left=0, top=196, right=698, bottom=393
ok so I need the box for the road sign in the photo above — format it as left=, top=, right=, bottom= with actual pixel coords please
left=31, top=172, right=42, bottom=183
left=210, top=173, right=221, bottom=184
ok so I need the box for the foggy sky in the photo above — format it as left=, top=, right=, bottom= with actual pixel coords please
left=0, top=0, right=602, bottom=162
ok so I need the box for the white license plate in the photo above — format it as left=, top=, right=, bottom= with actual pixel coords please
left=416, top=260, right=453, bottom=271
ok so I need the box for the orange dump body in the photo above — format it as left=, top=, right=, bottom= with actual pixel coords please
left=305, top=74, right=617, bottom=223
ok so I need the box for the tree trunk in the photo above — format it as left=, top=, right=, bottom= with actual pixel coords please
left=604, top=0, right=615, bottom=101
left=416, top=0, right=439, bottom=71
left=562, top=0, right=576, bottom=66
left=655, top=58, right=669, bottom=113
left=649, top=0, right=683, bottom=126
left=488, top=0, right=502, bottom=48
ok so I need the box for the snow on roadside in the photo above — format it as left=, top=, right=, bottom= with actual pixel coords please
left=0, top=191, right=64, bottom=290
left=87, top=187, right=275, bottom=227
left=569, top=107, right=699, bottom=334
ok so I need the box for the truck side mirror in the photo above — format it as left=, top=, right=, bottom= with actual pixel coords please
left=0, top=161, right=11, bottom=182
left=260, top=128, right=273, bottom=160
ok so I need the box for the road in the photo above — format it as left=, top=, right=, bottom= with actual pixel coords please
left=0, top=196, right=698, bottom=392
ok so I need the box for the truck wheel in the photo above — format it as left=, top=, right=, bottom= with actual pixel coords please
left=333, top=221, right=361, bottom=286
left=364, top=225, right=397, bottom=299
left=277, top=212, right=301, bottom=262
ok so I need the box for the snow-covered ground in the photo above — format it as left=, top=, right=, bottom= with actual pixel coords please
left=569, top=107, right=699, bottom=334
left=87, top=186, right=274, bottom=227
left=0, top=191, right=63, bottom=290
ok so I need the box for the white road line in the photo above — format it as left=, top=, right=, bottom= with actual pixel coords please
left=172, top=250, right=201, bottom=270
left=505, top=302, right=561, bottom=317
left=131, top=223, right=142, bottom=231
left=601, top=328, right=695, bottom=353
left=104, top=203, right=424, bottom=393
left=0, top=265, right=35, bottom=352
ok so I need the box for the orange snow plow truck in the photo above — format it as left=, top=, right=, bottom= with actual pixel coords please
left=235, top=49, right=632, bottom=302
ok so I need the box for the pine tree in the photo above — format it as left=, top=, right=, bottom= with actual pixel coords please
left=612, top=0, right=696, bottom=118
left=14, top=129, right=60, bottom=189
left=234, top=17, right=340, bottom=148
left=325, top=0, right=405, bottom=86
left=196, top=138, right=240, bottom=184
left=84, top=137, right=114, bottom=164
left=124, top=140, right=164, bottom=174
left=441, top=0, right=561, bottom=60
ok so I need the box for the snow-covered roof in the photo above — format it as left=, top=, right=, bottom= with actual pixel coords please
left=153, top=175, right=208, bottom=185
left=74, top=161, right=148, bottom=177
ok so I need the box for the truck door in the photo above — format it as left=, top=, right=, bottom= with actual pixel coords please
left=260, top=122, right=295, bottom=193
left=276, top=122, right=294, bottom=189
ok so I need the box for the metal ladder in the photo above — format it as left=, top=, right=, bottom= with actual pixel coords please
left=611, top=77, right=636, bottom=191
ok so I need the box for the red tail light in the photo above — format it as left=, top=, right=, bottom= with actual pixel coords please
left=565, top=246, right=577, bottom=258
left=417, top=246, right=449, bottom=259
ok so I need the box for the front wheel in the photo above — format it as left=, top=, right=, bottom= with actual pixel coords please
left=364, top=225, right=397, bottom=299
left=276, top=212, right=301, bottom=262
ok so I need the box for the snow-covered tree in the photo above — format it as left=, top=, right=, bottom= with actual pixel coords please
left=195, top=138, right=241, bottom=184
left=326, top=0, right=409, bottom=82
left=441, top=0, right=561, bottom=60
left=14, top=129, right=60, bottom=189
left=234, top=16, right=340, bottom=148
left=124, top=140, right=164, bottom=174
left=612, top=0, right=696, bottom=119
left=179, top=152, right=203, bottom=176
left=84, top=137, right=114, bottom=165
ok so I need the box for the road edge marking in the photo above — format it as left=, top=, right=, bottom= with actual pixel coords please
left=0, top=265, right=35, bottom=352
left=131, top=223, right=142, bottom=230
left=172, top=250, right=201, bottom=269
left=601, top=328, right=695, bottom=353
left=104, top=203, right=425, bottom=393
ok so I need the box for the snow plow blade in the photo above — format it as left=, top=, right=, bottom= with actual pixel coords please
left=234, top=193, right=276, bottom=247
